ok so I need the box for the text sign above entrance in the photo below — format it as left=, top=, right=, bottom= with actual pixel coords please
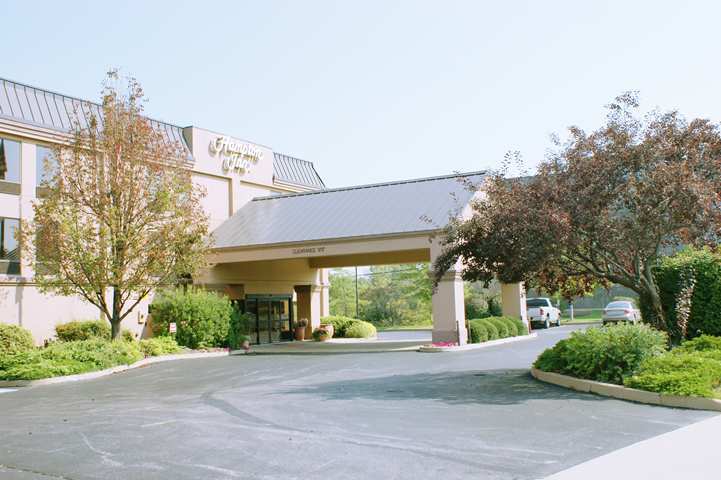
left=292, top=246, right=326, bottom=255
left=209, top=136, right=263, bottom=175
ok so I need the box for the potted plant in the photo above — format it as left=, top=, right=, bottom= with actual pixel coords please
left=312, top=327, right=331, bottom=342
left=240, top=335, right=251, bottom=352
left=320, top=323, right=334, bottom=338
left=294, top=318, right=309, bottom=341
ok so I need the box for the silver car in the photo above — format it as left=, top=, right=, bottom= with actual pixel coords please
left=601, top=300, right=640, bottom=325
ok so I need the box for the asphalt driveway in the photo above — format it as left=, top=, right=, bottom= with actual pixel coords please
left=0, top=326, right=714, bottom=480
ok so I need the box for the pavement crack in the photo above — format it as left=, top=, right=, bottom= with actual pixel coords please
left=0, top=464, right=77, bottom=480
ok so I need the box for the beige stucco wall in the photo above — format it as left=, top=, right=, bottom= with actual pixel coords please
left=0, top=119, right=316, bottom=344
left=0, top=282, right=151, bottom=345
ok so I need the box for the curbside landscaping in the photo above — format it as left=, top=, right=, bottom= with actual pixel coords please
left=530, top=367, right=721, bottom=412
left=0, top=351, right=230, bottom=388
left=419, top=333, right=537, bottom=352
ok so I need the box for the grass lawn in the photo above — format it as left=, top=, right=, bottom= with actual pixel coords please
left=562, top=316, right=602, bottom=324
left=561, top=307, right=603, bottom=324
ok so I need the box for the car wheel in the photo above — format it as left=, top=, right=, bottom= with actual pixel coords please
left=544, top=318, right=550, bottom=329
left=556, top=317, right=561, bottom=327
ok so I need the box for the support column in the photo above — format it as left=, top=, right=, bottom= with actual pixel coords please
left=501, top=282, right=528, bottom=331
left=319, top=268, right=330, bottom=318
left=430, top=241, right=467, bottom=345
left=294, top=285, right=316, bottom=337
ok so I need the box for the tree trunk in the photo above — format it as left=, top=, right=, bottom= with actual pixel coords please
left=640, top=260, right=667, bottom=331
left=111, top=286, right=122, bottom=340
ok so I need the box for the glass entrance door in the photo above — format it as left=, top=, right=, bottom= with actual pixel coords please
left=243, top=295, right=294, bottom=345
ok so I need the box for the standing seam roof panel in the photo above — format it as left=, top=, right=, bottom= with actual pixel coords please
left=212, top=172, right=485, bottom=248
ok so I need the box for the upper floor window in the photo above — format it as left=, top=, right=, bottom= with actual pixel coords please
left=0, top=138, right=21, bottom=183
left=36, top=145, right=56, bottom=187
left=0, top=217, right=20, bottom=275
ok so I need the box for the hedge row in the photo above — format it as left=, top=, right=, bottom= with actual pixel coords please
left=468, top=316, right=527, bottom=344
left=640, top=247, right=721, bottom=341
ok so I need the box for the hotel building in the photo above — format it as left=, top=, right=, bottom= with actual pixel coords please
left=0, top=77, right=527, bottom=346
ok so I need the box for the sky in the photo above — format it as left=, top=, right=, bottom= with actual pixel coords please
left=2, top=0, right=721, bottom=188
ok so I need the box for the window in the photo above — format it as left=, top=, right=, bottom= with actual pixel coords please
left=36, top=145, right=56, bottom=187
left=527, top=298, right=550, bottom=308
left=0, top=217, right=20, bottom=275
left=0, top=138, right=21, bottom=183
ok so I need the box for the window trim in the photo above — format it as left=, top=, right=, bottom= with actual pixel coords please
left=0, top=136, right=22, bottom=185
left=0, top=216, right=21, bottom=276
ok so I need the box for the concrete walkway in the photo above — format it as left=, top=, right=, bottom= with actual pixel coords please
left=545, top=414, right=721, bottom=479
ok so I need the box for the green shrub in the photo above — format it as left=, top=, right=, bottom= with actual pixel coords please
left=533, top=323, right=668, bottom=384
left=511, top=318, right=528, bottom=336
left=483, top=319, right=500, bottom=340
left=321, top=316, right=376, bottom=338
left=468, top=319, right=489, bottom=343
left=139, top=337, right=183, bottom=357
left=676, top=335, right=721, bottom=353
left=468, top=317, right=526, bottom=343
left=322, top=316, right=355, bottom=337
left=121, top=329, right=136, bottom=342
left=640, top=247, right=721, bottom=341
left=0, top=339, right=143, bottom=381
left=624, top=351, right=721, bottom=397
left=150, top=288, right=232, bottom=349
left=344, top=320, right=377, bottom=338
left=227, top=310, right=253, bottom=350
left=0, top=324, right=34, bottom=355
left=486, top=317, right=511, bottom=338
left=55, top=320, right=111, bottom=342
left=312, top=328, right=330, bottom=341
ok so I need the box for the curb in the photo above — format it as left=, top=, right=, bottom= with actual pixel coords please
left=0, top=351, right=230, bottom=388
left=418, top=333, right=538, bottom=352
left=530, top=367, right=721, bottom=412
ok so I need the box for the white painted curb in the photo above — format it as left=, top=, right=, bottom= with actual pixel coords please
left=0, top=350, right=229, bottom=388
left=530, top=367, right=721, bottom=412
left=418, top=333, right=538, bottom=352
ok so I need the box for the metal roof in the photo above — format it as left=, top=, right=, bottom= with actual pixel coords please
left=273, top=152, right=325, bottom=189
left=212, top=171, right=486, bottom=249
left=0, top=77, right=190, bottom=153
left=0, top=77, right=325, bottom=188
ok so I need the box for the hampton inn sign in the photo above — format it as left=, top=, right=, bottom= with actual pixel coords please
left=209, top=136, right=264, bottom=174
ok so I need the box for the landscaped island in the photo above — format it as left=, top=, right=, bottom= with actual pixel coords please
left=534, top=324, right=721, bottom=399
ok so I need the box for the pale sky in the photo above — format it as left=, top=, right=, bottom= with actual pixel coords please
left=2, top=0, right=720, bottom=187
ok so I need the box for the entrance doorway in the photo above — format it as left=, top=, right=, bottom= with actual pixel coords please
left=243, top=294, right=294, bottom=344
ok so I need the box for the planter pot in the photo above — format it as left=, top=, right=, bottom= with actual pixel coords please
left=294, top=327, right=306, bottom=341
left=320, top=323, right=334, bottom=338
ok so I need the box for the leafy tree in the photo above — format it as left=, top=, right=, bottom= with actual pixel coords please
left=25, top=71, right=209, bottom=339
left=432, top=93, right=721, bottom=331
left=329, top=268, right=360, bottom=317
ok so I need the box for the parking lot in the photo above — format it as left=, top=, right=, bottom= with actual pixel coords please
left=0, top=326, right=714, bottom=480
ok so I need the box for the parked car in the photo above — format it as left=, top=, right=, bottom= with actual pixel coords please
left=601, top=300, right=640, bottom=325
left=526, top=297, right=561, bottom=328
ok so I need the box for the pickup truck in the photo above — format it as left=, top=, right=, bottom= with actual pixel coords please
left=526, top=297, right=561, bottom=328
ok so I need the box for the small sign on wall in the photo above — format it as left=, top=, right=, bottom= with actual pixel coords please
left=169, top=322, right=177, bottom=334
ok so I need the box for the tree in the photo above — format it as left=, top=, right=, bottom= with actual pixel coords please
left=25, top=71, right=209, bottom=339
left=432, top=92, right=721, bottom=331
left=329, top=268, right=359, bottom=317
